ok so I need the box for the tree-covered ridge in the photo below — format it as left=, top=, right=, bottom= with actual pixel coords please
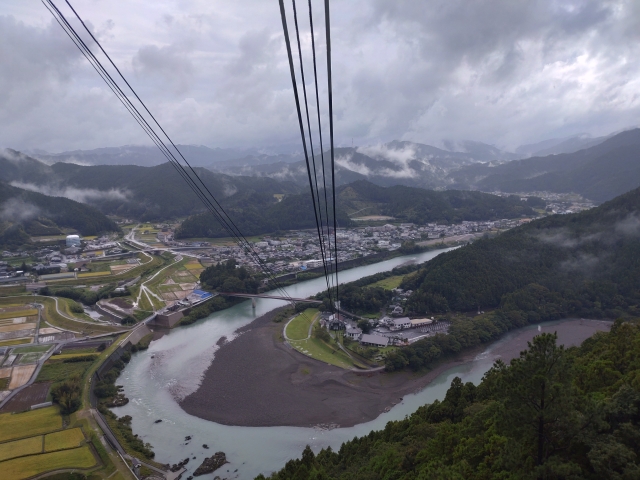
left=0, top=181, right=119, bottom=248
left=0, top=150, right=303, bottom=221
left=260, top=321, right=640, bottom=479
left=199, top=259, right=259, bottom=293
left=449, top=128, right=640, bottom=202
left=337, top=180, right=539, bottom=224
left=176, top=180, right=538, bottom=239
left=175, top=191, right=354, bottom=238
left=401, top=184, right=640, bottom=317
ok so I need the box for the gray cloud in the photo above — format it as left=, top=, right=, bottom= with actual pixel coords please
left=11, top=182, right=129, bottom=203
left=1, top=1, right=640, bottom=152
left=0, top=198, right=41, bottom=222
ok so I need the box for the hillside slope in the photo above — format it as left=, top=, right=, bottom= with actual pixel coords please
left=450, top=129, right=640, bottom=202
left=401, top=184, right=640, bottom=316
left=176, top=181, right=537, bottom=239
left=0, top=150, right=302, bottom=220
left=0, top=181, right=119, bottom=248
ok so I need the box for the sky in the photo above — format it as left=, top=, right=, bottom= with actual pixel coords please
left=1, top=0, right=640, bottom=153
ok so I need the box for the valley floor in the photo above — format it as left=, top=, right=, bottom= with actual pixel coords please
left=180, top=310, right=611, bottom=428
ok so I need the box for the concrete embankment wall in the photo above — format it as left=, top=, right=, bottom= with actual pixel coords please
left=95, top=303, right=125, bottom=322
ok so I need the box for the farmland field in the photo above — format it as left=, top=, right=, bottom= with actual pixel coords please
left=37, top=359, right=93, bottom=384
left=8, top=364, right=37, bottom=389
left=0, top=435, right=42, bottom=462
left=0, top=338, right=32, bottom=347
left=0, top=406, right=62, bottom=442
left=77, top=271, right=112, bottom=278
left=1, top=446, right=96, bottom=478
left=0, top=309, right=37, bottom=320
left=45, top=428, right=85, bottom=451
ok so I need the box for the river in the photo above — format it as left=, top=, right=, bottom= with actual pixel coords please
left=112, top=248, right=603, bottom=479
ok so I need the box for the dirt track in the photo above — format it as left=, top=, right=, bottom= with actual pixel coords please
left=180, top=313, right=611, bottom=428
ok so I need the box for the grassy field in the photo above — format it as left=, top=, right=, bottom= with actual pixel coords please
left=77, top=271, right=112, bottom=278
left=0, top=435, right=43, bottom=462
left=0, top=406, right=62, bottom=443
left=32, top=296, right=119, bottom=335
left=285, top=308, right=319, bottom=341
left=289, top=335, right=358, bottom=369
left=51, top=352, right=97, bottom=360
left=1, top=446, right=96, bottom=478
left=13, top=345, right=51, bottom=354
left=0, top=285, right=26, bottom=296
left=370, top=275, right=404, bottom=290
left=0, top=309, right=37, bottom=320
left=0, top=338, right=32, bottom=347
left=37, top=359, right=93, bottom=384
left=45, top=428, right=85, bottom=452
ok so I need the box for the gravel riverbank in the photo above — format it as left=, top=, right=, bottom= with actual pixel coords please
left=180, top=312, right=611, bottom=428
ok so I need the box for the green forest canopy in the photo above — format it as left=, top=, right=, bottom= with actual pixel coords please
left=261, top=321, right=640, bottom=479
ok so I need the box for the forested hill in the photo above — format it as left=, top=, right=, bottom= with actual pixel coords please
left=401, top=184, right=640, bottom=317
left=337, top=180, right=539, bottom=223
left=0, top=150, right=302, bottom=221
left=449, top=128, right=640, bottom=202
left=175, top=191, right=354, bottom=238
left=176, top=181, right=538, bottom=239
left=261, top=322, right=640, bottom=479
left=0, top=181, right=119, bottom=249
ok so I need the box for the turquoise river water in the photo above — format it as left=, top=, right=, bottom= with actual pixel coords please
left=112, top=248, right=577, bottom=478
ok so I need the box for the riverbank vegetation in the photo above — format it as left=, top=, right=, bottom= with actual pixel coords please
left=261, top=320, right=640, bottom=479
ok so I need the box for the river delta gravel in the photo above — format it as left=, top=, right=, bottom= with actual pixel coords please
left=180, top=312, right=611, bottom=428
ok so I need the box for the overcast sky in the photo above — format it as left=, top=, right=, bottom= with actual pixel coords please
left=2, top=0, right=640, bottom=153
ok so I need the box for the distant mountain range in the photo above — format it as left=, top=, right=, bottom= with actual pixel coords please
left=0, top=149, right=302, bottom=221
left=450, top=128, right=640, bottom=202
left=3, top=126, right=639, bottom=233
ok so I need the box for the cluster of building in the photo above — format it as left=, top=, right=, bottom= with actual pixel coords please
left=322, top=311, right=451, bottom=348
left=162, top=219, right=527, bottom=275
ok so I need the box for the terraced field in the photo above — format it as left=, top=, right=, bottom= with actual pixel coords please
left=0, top=407, right=97, bottom=478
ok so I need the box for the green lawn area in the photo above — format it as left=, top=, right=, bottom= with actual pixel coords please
left=32, top=296, right=118, bottom=335
left=45, top=428, right=85, bottom=452
left=0, top=338, right=32, bottom=347
left=370, top=275, right=404, bottom=290
left=0, top=309, right=37, bottom=320
left=285, top=308, right=319, bottom=341
left=1, top=446, right=96, bottom=478
left=12, top=345, right=51, bottom=354
left=17, top=352, right=44, bottom=364
left=0, top=407, right=62, bottom=443
left=37, top=359, right=94, bottom=385
left=289, top=335, right=359, bottom=369
left=0, top=435, right=43, bottom=462
left=77, top=271, right=112, bottom=278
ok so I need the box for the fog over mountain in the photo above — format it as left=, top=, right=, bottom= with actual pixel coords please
left=5, top=126, right=636, bottom=207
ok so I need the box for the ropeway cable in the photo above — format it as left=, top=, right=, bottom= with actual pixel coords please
left=279, top=0, right=334, bottom=308
left=291, top=0, right=334, bottom=303
left=44, top=0, right=296, bottom=304
left=307, top=0, right=335, bottom=295
left=324, top=0, right=340, bottom=309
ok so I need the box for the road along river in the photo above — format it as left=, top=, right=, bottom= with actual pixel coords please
left=112, top=247, right=610, bottom=478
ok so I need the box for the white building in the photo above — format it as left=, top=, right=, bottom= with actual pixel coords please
left=66, top=235, right=81, bottom=247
